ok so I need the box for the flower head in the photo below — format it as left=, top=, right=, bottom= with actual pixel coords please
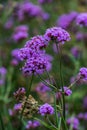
left=25, top=35, right=48, bottom=51
left=26, top=120, right=40, bottom=129
left=21, top=53, right=51, bottom=76
left=57, top=11, right=78, bottom=29
left=76, top=13, right=87, bottom=27
left=14, top=103, right=22, bottom=111
left=60, top=86, right=72, bottom=96
left=67, top=117, right=79, bottom=130
left=39, top=103, right=54, bottom=116
left=44, top=27, right=71, bottom=44
left=12, top=25, right=28, bottom=42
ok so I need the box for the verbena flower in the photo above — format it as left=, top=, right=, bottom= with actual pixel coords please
left=14, top=103, right=22, bottom=111
left=57, top=11, right=78, bottom=29
left=11, top=49, right=20, bottom=61
left=78, top=67, right=87, bottom=80
left=21, top=53, right=51, bottom=75
left=12, top=25, right=28, bottom=42
left=77, top=113, right=84, bottom=120
left=44, top=27, right=71, bottom=44
left=26, top=120, right=40, bottom=129
left=67, top=117, right=79, bottom=130
left=18, top=47, right=35, bottom=61
left=39, top=103, right=54, bottom=116
left=17, top=1, right=44, bottom=21
left=60, top=86, right=72, bottom=96
left=75, top=67, right=87, bottom=85
left=25, top=35, right=48, bottom=51
left=76, top=13, right=87, bottom=27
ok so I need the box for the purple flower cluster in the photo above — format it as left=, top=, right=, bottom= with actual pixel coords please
left=60, top=86, right=72, bottom=96
left=79, top=67, right=87, bottom=80
left=12, top=25, right=28, bottom=42
left=76, top=13, right=87, bottom=27
left=36, top=82, right=51, bottom=94
left=26, top=120, right=40, bottom=130
left=9, top=103, right=22, bottom=116
left=63, top=86, right=72, bottom=96
left=17, top=1, right=45, bottom=21
left=38, top=0, right=52, bottom=4
left=14, top=103, right=22, bottom=111
left=57, top=11, right=78, bottom=29
left=0, top=67, right=7, bottom=86
left=76, top=67, right=87, bottom=84
left=18, top=35, right=52, bottom=75
left=77, top=112, right=87, bottom=120
left=25, top=35, right=47, bottom=51
left=39, top=103, right=54, bottom=116
left=22, top=53, right=51, bottom=75
left=67, top=117, right=79, bottom=130
left=44, top=27, right=71, bottom=44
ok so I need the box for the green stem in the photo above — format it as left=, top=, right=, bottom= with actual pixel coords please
left=55, top=43, right=65, bottom=120
left=38, top=74, right=57, bottom=90
left=0, top=113, right=5, bottom=130
left=53, top=92, right=59, bottom=128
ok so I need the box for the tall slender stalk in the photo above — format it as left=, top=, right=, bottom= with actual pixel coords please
left=0, top=113, right=5, bottom=130
left=56, top=43, right=65, bottom=119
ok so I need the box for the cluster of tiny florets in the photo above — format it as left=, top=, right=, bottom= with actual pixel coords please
left=76, top=13, right=87, bottom=27
left=44, top=27, right=71, bottom=44
left=25, top=35, right=48, bottom=51
left=39, top=103, right=54, bottom=116
left=22, top=54, right=51, bottom=75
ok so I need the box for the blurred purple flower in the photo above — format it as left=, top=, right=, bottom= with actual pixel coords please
left=77, top=113, right=84, bottom=120
left=12, top=25, right=28, bottom=42
left=76, top=13, right=87, bottom=27
left=57, top=11, right=78, bottom=29
left=67, top=117, right=79, bottom=130
left=26, top=120, right=40, bottom=129
left=63, top=86, right=72, bottom=96
left=17, top=1, right=45, bottom=21
left=39, top=103, right=54, bottom=116
left=14, top=103, right=22, bottom=111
